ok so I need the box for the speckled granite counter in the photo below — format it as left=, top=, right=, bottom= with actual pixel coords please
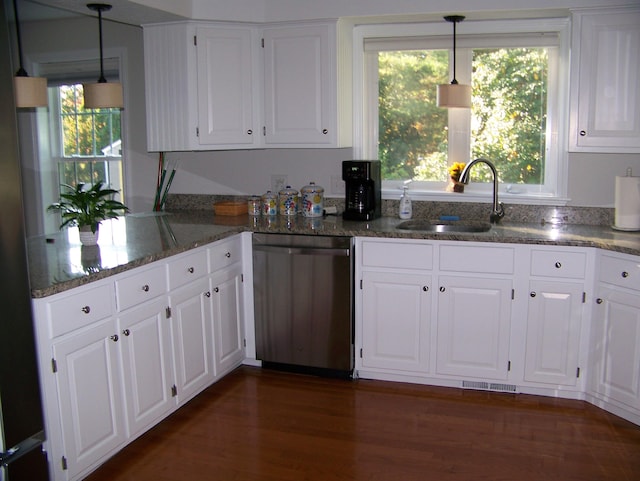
left=28, top=210, right=640, bottom=298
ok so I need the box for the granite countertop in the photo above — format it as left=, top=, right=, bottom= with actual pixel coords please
left=28, top=210, right=640, bottom=298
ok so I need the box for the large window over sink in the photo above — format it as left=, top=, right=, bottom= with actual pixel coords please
left=354, top=18, right=570, bottom=202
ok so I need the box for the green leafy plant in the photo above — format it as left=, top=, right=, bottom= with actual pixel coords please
left=48, top=181, right=129, bottom=234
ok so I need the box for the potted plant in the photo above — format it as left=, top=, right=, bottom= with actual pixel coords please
left=447, top=162, right=467, bottom=193
left=48, top=181, right=129, bottom=245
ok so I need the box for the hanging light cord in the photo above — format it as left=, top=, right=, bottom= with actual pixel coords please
left=88, top=3, right=110, bottom=83
left=444, top=15, right=465, bottom=85
left=12, top=0, right=28, bottom=76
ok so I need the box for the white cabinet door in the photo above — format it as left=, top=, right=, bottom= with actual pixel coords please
left=591, top=287, right=640, bottom=409
left=52, top=318, right=125, bottom=480
left=361, top=271, right=431, bottom=373
left=524, top=280, right=584, bottom=386
left=263, top=24, right=336, bottom=146
left=196, top=26, right=259, bottom=147
left=569, top=8, right=640, bottom=152
left=211, top=264, right=245, bottom=377
left=118, top=298, right=175, bottom=438
left=436, top=276, right=512, bottom=380
left=169, top=278, right=215, bottom=402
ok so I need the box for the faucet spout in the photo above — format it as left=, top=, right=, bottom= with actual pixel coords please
left=458, top=158, right=505, bottom=223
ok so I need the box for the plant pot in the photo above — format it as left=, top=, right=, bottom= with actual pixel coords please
left=447, top=177, right=465, bottom=193
left=78, top=226, right=99, bottom=246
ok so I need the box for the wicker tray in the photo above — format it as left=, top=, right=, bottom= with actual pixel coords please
left=214, top=201, right=247, bottom=216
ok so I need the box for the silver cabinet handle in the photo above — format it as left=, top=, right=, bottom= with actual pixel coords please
left=214, top=287, right=219, bottom=293
left=322, top=129, right=328, bottom=134
left=622, top=271, right=629, bottom=278
left=439, top=286, right=445, bottom=292
left=579, top=130, right=587, bottom=136
left=110, top=334, right=119, bottom=342
left=225, top=252, right=231, bottom=258
left=188, top=267, right=195, bottom=274
left=423, top=286, right=429, bottom=292
left=142, top=284, right=150, bottom=292
left=204, top=291, right=211, bottom=298
left=247, top=129, right=253, bottom=135
left=555, top=262, right=562, bottom=268
left=596, top=298, right=603, bottom=304
left=81, top=305, right=91, bottom=314
left=530, top=291, right=536, bottom=297
left=122, top=329, right=130, bottom=336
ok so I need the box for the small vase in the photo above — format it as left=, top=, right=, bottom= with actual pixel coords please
left=447, top=177, right=465, bottom=193
left=79, top=226, right=99, bottom=246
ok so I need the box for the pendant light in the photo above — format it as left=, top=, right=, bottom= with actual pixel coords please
left=437, top=15, right=471, bottom=109
left=83, top=3, right=123, bottom=109
left=11, top=0, right=47, bottom=108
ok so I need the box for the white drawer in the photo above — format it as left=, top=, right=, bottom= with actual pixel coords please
left=530, top=249, right=587, bottom=279
left=600, top=253, right=640, bottom=290
left=47, top=284, right=113, bottom=338
left=115, top=264, right=167, bottom=311
left=361, top=240, right=433, bottom=270
left=439, top=244, right=514, bottom=274
left=209, top=235, right=243, bottom=272
left=167, top=249, right=209, bottom=290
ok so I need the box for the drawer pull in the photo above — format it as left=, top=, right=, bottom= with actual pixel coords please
left=247, top=129, right=253, bottom=135
left=622, top=271, right=629, bottom=278
left=439, top=286, right=445, bottom=292
left=122, top=329, right=130, bottom=336
left=423, top=286, right=429, bottom=292
left=555, top=262, right=562, bottom=268
left=188, top=267, right=195, bottom=274
left=225, top=252, right=231, bottom=258
left=322, top=129, right=328, bottom=134
left=530, top=291, right=536, bottom=297
left=142, top=284, right=150, bottom=292
left=204, top=291, right=211, bottom=298
left=214, top=287, right=219, bottom=293
left=110, top=334, right=119, bottom=342
left=81, top=305, right=91, bottom=314
left=596, top=298, right=603, bottom=304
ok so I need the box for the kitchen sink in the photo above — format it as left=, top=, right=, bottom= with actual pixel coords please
left=396, top=220, right=492, bottom=233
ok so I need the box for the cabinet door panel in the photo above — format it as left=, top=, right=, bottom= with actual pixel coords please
left=118, top=298, right=174, bottom=437
left=592, top=288, right=640, bottom=408
left=170, top=278, right=215, bottom=401
left=436, top=276, right=512, bottom=380
left=361, top=271, right=431, bottom=373
left=211, top=265, right=245, bottom=376
left=524, top=280, right=583, bottom=385
left=52, top=319, right=125, bottom=479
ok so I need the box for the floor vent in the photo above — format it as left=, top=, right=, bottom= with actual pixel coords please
left=462, top=380, right=518, bottom=393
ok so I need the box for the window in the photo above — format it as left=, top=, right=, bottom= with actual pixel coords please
left=51, top=83, right=124, bottom=202
left=354, top=18, right=570, bottom=202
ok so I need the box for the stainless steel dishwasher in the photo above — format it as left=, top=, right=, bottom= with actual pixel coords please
left=253, top=233, right=354, bottom=377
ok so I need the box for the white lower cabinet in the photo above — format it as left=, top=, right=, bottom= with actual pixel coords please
left=361, top=271, right=431, bottom=373
left=50, top=317, right=125, bottom=479
left=118, top=297, right=175, bottom=438
left=435, top=275, right=512, bottom=380
left=33, top=235, right=248, bottom=481
left=523, top=280, right=584, bottom=386
left=210, top=264, right=245, bottom=377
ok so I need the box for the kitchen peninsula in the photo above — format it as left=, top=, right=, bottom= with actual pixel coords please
left=28, top=206, right=640, bottom=481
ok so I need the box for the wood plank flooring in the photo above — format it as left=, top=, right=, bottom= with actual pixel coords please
left=85, top=366, right=640, bottom=481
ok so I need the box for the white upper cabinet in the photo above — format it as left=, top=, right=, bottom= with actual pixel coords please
left=143, top=20, right=351, bottom=151
left=569, top=7, right=640, bottom=152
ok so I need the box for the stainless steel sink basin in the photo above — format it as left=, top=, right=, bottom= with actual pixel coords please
left=396, top=220, right=492, bottom=233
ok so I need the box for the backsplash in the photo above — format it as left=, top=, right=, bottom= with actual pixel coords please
left=166, top=194, right=614, bottom=226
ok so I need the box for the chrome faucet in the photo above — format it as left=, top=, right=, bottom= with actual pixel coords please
left=458, top=158, right=505, bottom=223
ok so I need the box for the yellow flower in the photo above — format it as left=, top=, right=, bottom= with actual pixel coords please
left=448, top=162, right=466, bottom=180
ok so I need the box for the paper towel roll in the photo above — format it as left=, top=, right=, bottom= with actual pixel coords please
left=614, top=175, right=640, bottom=231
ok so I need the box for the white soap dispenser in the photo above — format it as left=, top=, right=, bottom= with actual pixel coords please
left=399, top=182, right=412, bottom=219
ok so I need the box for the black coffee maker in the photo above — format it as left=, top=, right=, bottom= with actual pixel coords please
left=342, top=160, right=381, bottom=221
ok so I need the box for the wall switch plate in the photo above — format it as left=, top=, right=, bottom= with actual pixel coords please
left=271, top=174, right=287, bottom=193
left=331, top=175, right=345, bottom=195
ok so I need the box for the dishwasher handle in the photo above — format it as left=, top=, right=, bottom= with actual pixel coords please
left=253, top=244, right=350, bottom=257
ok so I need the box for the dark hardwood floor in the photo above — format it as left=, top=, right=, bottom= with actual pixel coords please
left=85, top=366, right=640, bottom=481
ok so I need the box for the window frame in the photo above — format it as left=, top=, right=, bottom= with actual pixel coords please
left=353, top=17, right=571, bottom=204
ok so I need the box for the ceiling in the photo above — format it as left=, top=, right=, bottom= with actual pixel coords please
left=16, top=0, right=185, bottom=25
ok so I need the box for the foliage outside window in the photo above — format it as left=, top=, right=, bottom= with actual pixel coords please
left=56, top=84, right=124, bottom=201
left=357, top=18, right=568, bottom=199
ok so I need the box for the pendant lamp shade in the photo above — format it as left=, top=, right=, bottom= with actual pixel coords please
left=437, top=15, right=471, bottom=109
left=83, top=3, right=123, bottom=109
left=11, top=0, right=47, bottom=108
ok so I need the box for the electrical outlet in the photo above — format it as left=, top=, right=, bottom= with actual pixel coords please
left=331, top=175, right=345, bottom=195
left=271, top=174, right=287, bottom=193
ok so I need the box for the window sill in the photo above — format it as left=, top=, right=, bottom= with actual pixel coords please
left=381, top=188, right=569, bottom=206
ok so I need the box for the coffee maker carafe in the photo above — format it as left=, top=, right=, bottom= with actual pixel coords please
left=342, top=160, right=381, bottom=221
